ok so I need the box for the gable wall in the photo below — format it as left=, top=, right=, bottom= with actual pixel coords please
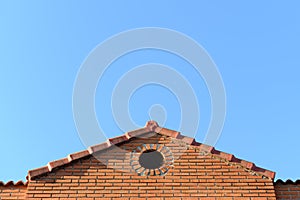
left=26, top=133, right=277, bottom=199
left=0, top=185, right=26, bottom=200
left=275, top=182, right=300, bottom=199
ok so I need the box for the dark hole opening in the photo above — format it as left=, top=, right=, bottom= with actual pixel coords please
left=139, top=150, right=164, bottom=169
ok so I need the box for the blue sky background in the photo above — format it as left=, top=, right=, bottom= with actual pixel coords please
left=1, top=1, right=300, bottom=182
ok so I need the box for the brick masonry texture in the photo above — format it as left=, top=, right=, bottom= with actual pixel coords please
left=274, top=180, right=300, bottom=200
left=0, top=122, right=299, bottom=199
left=27, top=133, right=276, bottom=199
left=0, top=185, right=27, bottom=200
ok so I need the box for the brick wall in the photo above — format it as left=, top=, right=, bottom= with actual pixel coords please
left=0, top=185, right=26, bottom=200
left=275, top=180, right=300, bottom=199
left=26, top=132, right=277, bottom=200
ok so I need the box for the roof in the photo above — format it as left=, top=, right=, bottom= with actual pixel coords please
left=275, top=179, right=300, bottom=184
left=0, top=181, right=27, bottom=187
left=27, top=120, right=276, bottom=180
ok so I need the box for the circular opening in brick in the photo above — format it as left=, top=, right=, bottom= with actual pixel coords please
left=139, top=150, right=164, bottom=169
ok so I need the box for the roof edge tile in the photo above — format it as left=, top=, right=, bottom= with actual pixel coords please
left=67, top=150, right=90, bottom=162
left=126, top=127, right=149, bottom=138
left=275, top=179, right=300, bottom=184
left=176, top=135, right=195, bottom=144
left=158, top=127, right=180, bottom=138
left=47, top=158, right=69, bottom=171
left=28, top=166, right=49, bottom=180
left=88, top=141, right=111, bottom=154
left=0, top=180, right=27, bottom=187
left=109, top=134, right=130, bottom=144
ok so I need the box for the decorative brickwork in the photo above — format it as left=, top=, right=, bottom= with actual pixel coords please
left=0, top=121, right=298, bottom=199
left=24, top=132, right=276, bottom=199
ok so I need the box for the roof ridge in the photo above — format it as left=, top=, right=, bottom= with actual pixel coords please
left=27, top=120, right=275, bottom=180
left=0, top=180, right=27, bottom=186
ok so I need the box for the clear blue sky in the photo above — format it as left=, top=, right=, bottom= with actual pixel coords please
left=1, top=1, right=299, bottom=182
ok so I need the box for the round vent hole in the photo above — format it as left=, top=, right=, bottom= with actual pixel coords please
left=139, top=150, right=164, bottom=169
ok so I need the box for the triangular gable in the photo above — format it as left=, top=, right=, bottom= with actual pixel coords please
left=27, top=121, right=275, bottom=180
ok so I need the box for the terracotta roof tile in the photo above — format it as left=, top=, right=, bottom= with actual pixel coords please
left=0, top=180, right=27, bottom=186
left=47, top=158, right=69, bottom=171
left=67, top=149, right=90, bottom=162
left=275, top=179, right=300, bottom=184
left=109, top=134, right=130, bottom=144
left=28, top=166, right=49, bottom=179
left=26, top=120, right=276, bottom=180
left=158, top=127, right=180, bottom=138
left=88, top=141, right=111, bottom=154
left=126, top=127, right=149, bottom=138
left=176, top=134, right=195, bottom=144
